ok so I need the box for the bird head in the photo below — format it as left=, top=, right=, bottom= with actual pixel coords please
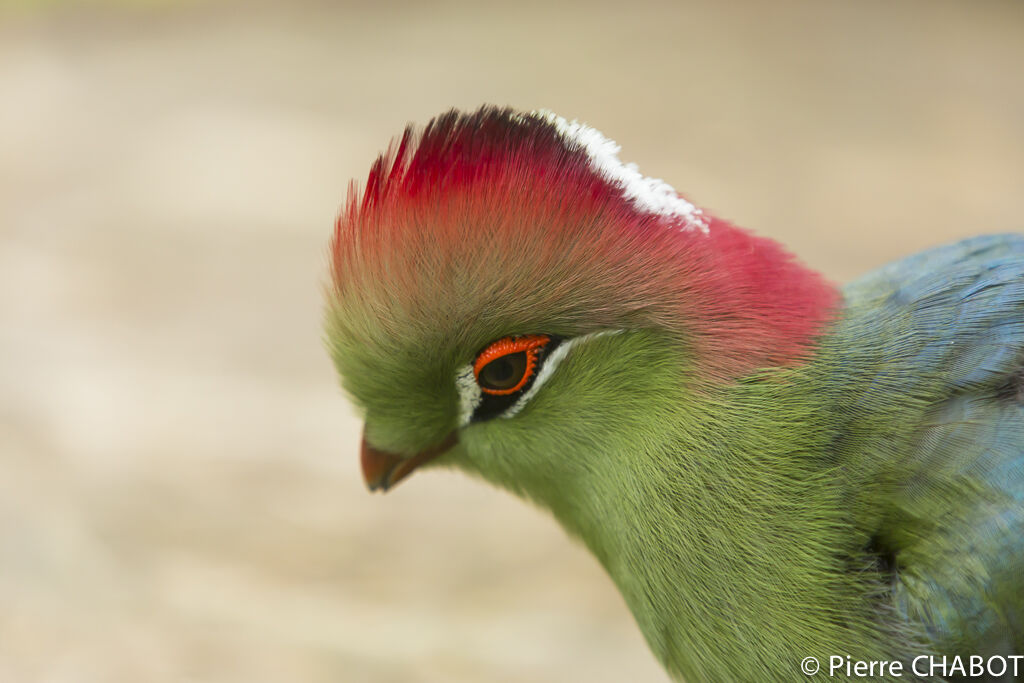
left=326, top=106, right=836, bottom=510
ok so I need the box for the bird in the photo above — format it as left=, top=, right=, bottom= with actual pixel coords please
left=324, top=106, right=1024, bottom=682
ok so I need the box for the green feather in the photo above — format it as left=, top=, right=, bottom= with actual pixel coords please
left=328, top=234, right=1024, bottom=681
left=328, top=153, right=1024, bottom=682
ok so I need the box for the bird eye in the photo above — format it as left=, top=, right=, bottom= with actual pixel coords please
left=474, top=335, right=551, bottom=395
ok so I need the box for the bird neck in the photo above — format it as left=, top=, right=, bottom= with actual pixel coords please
left=547, top=372, right=896, bottom=680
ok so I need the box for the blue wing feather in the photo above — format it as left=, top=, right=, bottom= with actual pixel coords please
left=836, top=234, right=1024, bottom=654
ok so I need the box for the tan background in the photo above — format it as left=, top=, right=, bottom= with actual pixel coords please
left=2, top=1, right=1023, bottom=681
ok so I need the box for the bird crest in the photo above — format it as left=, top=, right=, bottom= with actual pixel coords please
left=330, top=106, right=837, bottom=384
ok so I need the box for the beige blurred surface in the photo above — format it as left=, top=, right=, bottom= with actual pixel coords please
left=1, top=1, right=1023, bottom=681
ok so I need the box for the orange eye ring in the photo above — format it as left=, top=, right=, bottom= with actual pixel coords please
left=473, top=335, right=551, bottom=396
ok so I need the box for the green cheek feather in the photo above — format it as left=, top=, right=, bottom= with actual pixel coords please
left=326, top=107, right=1024, bottom=681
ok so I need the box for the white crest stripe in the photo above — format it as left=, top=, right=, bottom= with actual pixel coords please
left=533, top=110, right=709, bottom=234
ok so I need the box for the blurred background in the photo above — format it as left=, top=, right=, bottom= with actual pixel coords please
left=1, top=0, right=1022, bottom=681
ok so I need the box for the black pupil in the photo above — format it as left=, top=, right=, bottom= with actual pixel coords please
left=480, top=352, right=528, bottom=390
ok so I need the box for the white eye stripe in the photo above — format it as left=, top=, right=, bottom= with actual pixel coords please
left=456, top=365, right=482, bottom=427
left=502, top=330, right=620, bottom=419
left=453, top=330, right=622, bottom=426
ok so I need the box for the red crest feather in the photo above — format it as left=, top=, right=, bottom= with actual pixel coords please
left=332, top=106, right=838, bottom=382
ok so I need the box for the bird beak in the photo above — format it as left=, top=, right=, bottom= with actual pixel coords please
left=360, top=430, right=458, bottom=492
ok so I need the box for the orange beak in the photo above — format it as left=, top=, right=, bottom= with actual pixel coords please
left=360, top=430, right=458, bottom=492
